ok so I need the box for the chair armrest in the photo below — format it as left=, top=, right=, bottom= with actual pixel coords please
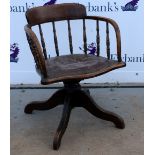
left=24, top=24, right=47, bottom=77
left=86, top=16, right=122, bottom=62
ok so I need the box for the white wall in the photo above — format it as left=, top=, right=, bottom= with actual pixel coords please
left=10, top=0, right=144, bottom=84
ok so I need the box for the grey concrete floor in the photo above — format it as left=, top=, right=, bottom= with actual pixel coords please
left=10, top=88, right=143, bottom=155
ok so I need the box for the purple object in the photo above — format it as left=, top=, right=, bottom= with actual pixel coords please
left=10, top=43, right=20, bottom=63
left=87, top=42, right=97, bottom=55
left=43, top=0, right=57, bottom=6
left=121, top=0, right=140, bottom=11
left=125, top=0, right=139, bottom=7
left=79, top=42, right=97, bottom=55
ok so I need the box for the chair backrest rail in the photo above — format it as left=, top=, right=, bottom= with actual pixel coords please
left=96, top=20, right=100, bottom=56
left=83, top=19, right=87, bottom=54
left=52, top=21, right=59, bottom=56
left=38, top=24, right=47, bottom=59
left=106, top=22, right=110, bottom=59
left=67, top=20, right=73, bottom=54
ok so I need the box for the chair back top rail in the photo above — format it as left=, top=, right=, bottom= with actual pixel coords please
left=26, top=3, right=86, bottom=26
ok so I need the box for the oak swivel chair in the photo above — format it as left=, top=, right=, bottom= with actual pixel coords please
left=24, top=3, right=126, bottom=150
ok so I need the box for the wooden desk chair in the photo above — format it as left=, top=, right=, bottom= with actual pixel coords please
left=24, top=3, right=126, bottom=150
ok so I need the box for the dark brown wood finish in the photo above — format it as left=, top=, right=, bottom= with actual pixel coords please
left=83, top=19, right=87, bottom=54
left=52, top=21, right=59, bottom=56
left=53, top=94, right=72, bottom=150
left=41, top=54, right=125, bottom=85
left=24, top=3, right=126, bottom=150
left=24, top=88, right=66, bottom=113
left=26, top=3, right=86, bottom=26
left=96, top=20, right=100, bottom=56
left=25, top=82, right=125, bottom=150
left=38, top=24, right=47, bottom=59
left=24, top=25, right=47, bottom=77
left=67, top=20, right=73, bottom=54
left=106, top=22, right=110, bottom=59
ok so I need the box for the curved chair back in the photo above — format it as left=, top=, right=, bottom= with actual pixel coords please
left=24, top=3, right=122, bottom=77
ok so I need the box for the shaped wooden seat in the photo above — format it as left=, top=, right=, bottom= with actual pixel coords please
left=42, top=54, right=125, bottom=84
left=24, top=3, right=126, bottom=150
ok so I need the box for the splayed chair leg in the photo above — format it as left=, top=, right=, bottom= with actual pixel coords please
left=24, top=89, right=66, bottom=114
left=53, top=95, right=72, bottom=150
left=75, top=90, right=125, bottom=129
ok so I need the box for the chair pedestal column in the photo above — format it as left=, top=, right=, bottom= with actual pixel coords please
left=24, top=82, right=125, bottom=150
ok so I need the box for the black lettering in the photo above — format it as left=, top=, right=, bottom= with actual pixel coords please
left=136, top=56, right=142, bottom=62
left=26, top=3, right=29, bottom=11
left=94, top=6, right=98, bottom=12
left=88, top=2, right=94, bottom=12
left=117, top=53, right=144, bottom=63
left=26, top=3, right=35, bottom=10
left=10, top=6, right=12, bottom=12
left=12, top=6, right=18, bottom=12
left=108, top=2, right=113, bottom=11
left=10, top=3, right=35, bottom=13
left=18, top=6, right=25, bottom=12
left=127, top=57, right=133, bottom=62
left=97, top=6, right=100, bottom=12
left=114, top=2, right=119, bottom=11
left=124, top=54, right=127, bottom=62
left=100, top=5, right=107, bottom=12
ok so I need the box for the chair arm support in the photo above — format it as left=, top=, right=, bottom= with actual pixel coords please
left=24, top=24, right=47, bottom=77
left=86, top=16, right=122, bottom=62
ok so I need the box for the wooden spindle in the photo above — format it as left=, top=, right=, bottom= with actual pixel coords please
left=96, top=20, right=100, bottom=56
left=106, top=22, right=110, bottom=59
left=67, top=20, right=73, bottom=54
left=83, top=19, right=87, bottom=54
left=38, top=24, right=47, bottom=59
left=52, top=21, right=59, bottom=56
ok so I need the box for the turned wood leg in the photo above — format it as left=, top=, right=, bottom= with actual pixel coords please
left=53, top=95, right=72, bottom=150
left=24, top=89, right=66, bottom=114
left=75, top=90, right=125, bottom=129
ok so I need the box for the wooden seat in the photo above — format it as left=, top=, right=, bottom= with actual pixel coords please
left=42, top=54, right=125, bottom=84
left=24, top=3, right=126, bottom=150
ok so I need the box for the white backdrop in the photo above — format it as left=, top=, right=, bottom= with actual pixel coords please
left=10, top=0, right=144, bottom=84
